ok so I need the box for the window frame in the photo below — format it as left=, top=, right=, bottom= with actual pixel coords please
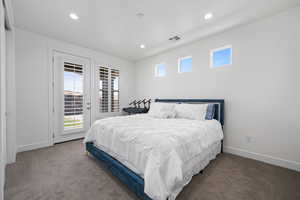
left=210, top=45, right=232, bottom=68
left=178, top=56, right=193, bottom=73
left=155, top=62, right=167, bottom=77
left=98, top=66, right=120, bottom=114
left=98, top=66, right=109, bottom=113
left=110, top=69, right=120, bottom=113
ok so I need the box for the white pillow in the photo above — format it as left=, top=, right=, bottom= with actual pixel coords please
left=148, top=102, right=176, bottom=118
left=175, top=103, right=208, bottom=120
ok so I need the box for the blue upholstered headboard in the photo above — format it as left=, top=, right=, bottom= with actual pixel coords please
left=155, top=99, right=225, bottom=126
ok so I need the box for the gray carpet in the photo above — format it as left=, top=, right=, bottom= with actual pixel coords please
left=5, top=140, right=300, bottom=200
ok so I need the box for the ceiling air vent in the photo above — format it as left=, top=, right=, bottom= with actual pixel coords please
left=169, top=35, right=181, bottom=41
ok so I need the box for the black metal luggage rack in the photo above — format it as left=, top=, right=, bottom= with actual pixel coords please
left=123, top=99, right=151, bottom=115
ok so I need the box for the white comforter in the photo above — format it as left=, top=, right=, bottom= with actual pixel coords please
left=84, top=114, right=223, bottom=200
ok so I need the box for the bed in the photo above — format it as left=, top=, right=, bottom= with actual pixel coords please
left=85, top=99, right=224, bottom=200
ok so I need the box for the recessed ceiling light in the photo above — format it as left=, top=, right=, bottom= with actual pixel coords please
left=204, top=12, right=213, bottom=20
left=140, top=44, right=146, bottom=49
left=69, top=13, right=79, bottom=20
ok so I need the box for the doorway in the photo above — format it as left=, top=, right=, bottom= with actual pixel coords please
left=52, top=51, right=91, bottom=143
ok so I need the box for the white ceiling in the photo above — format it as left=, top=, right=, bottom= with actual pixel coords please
left=12, top=0, right=300, bottom=61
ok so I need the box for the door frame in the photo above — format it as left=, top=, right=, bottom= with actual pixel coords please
left=48, top=49, right=93, bottom=145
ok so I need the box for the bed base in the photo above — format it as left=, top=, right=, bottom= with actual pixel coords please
left=86, top=142, right=152, bottom=200
left=86, top=141, right=222, bottom=200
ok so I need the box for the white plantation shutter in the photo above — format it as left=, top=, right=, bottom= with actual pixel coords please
left=99, top=67, right=109, bottom=112
left=98, top=67, right=120, bottom=113
left=111, top=69, right=120, bottom=112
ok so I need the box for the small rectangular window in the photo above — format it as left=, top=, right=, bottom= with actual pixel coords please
left=155, top=63, right=166, bottom=77
left=211, top=45, right=232, bottom=68
left=178, top=56, right=192, bottom=73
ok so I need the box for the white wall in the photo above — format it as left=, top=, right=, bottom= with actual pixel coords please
left=6, top=29, right=16, bottom=164
left=15, top=28, right=136, bottom=152
left=135, top=7, right=300, bottom=171
left=0, top=0, right=6, bottom=199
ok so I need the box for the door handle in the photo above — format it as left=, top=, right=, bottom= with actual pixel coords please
left=86, top=102, right=91, bottom=110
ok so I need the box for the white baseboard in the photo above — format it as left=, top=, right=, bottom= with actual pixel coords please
left=6, top=155, right=16, bottom=164
left=6, top=147, right=17, bottom=164
left=224, top=146, right=300, bottom=172
left=54, top=133, right=85, bottom=144
left=18, top=141, right=51, bottom=153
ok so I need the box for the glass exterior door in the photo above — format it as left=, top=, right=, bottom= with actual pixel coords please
left=53, top=52, right=91, bottom=143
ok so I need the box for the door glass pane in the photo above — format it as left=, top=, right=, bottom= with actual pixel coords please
left=64, top=62, right=84, bottom=130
